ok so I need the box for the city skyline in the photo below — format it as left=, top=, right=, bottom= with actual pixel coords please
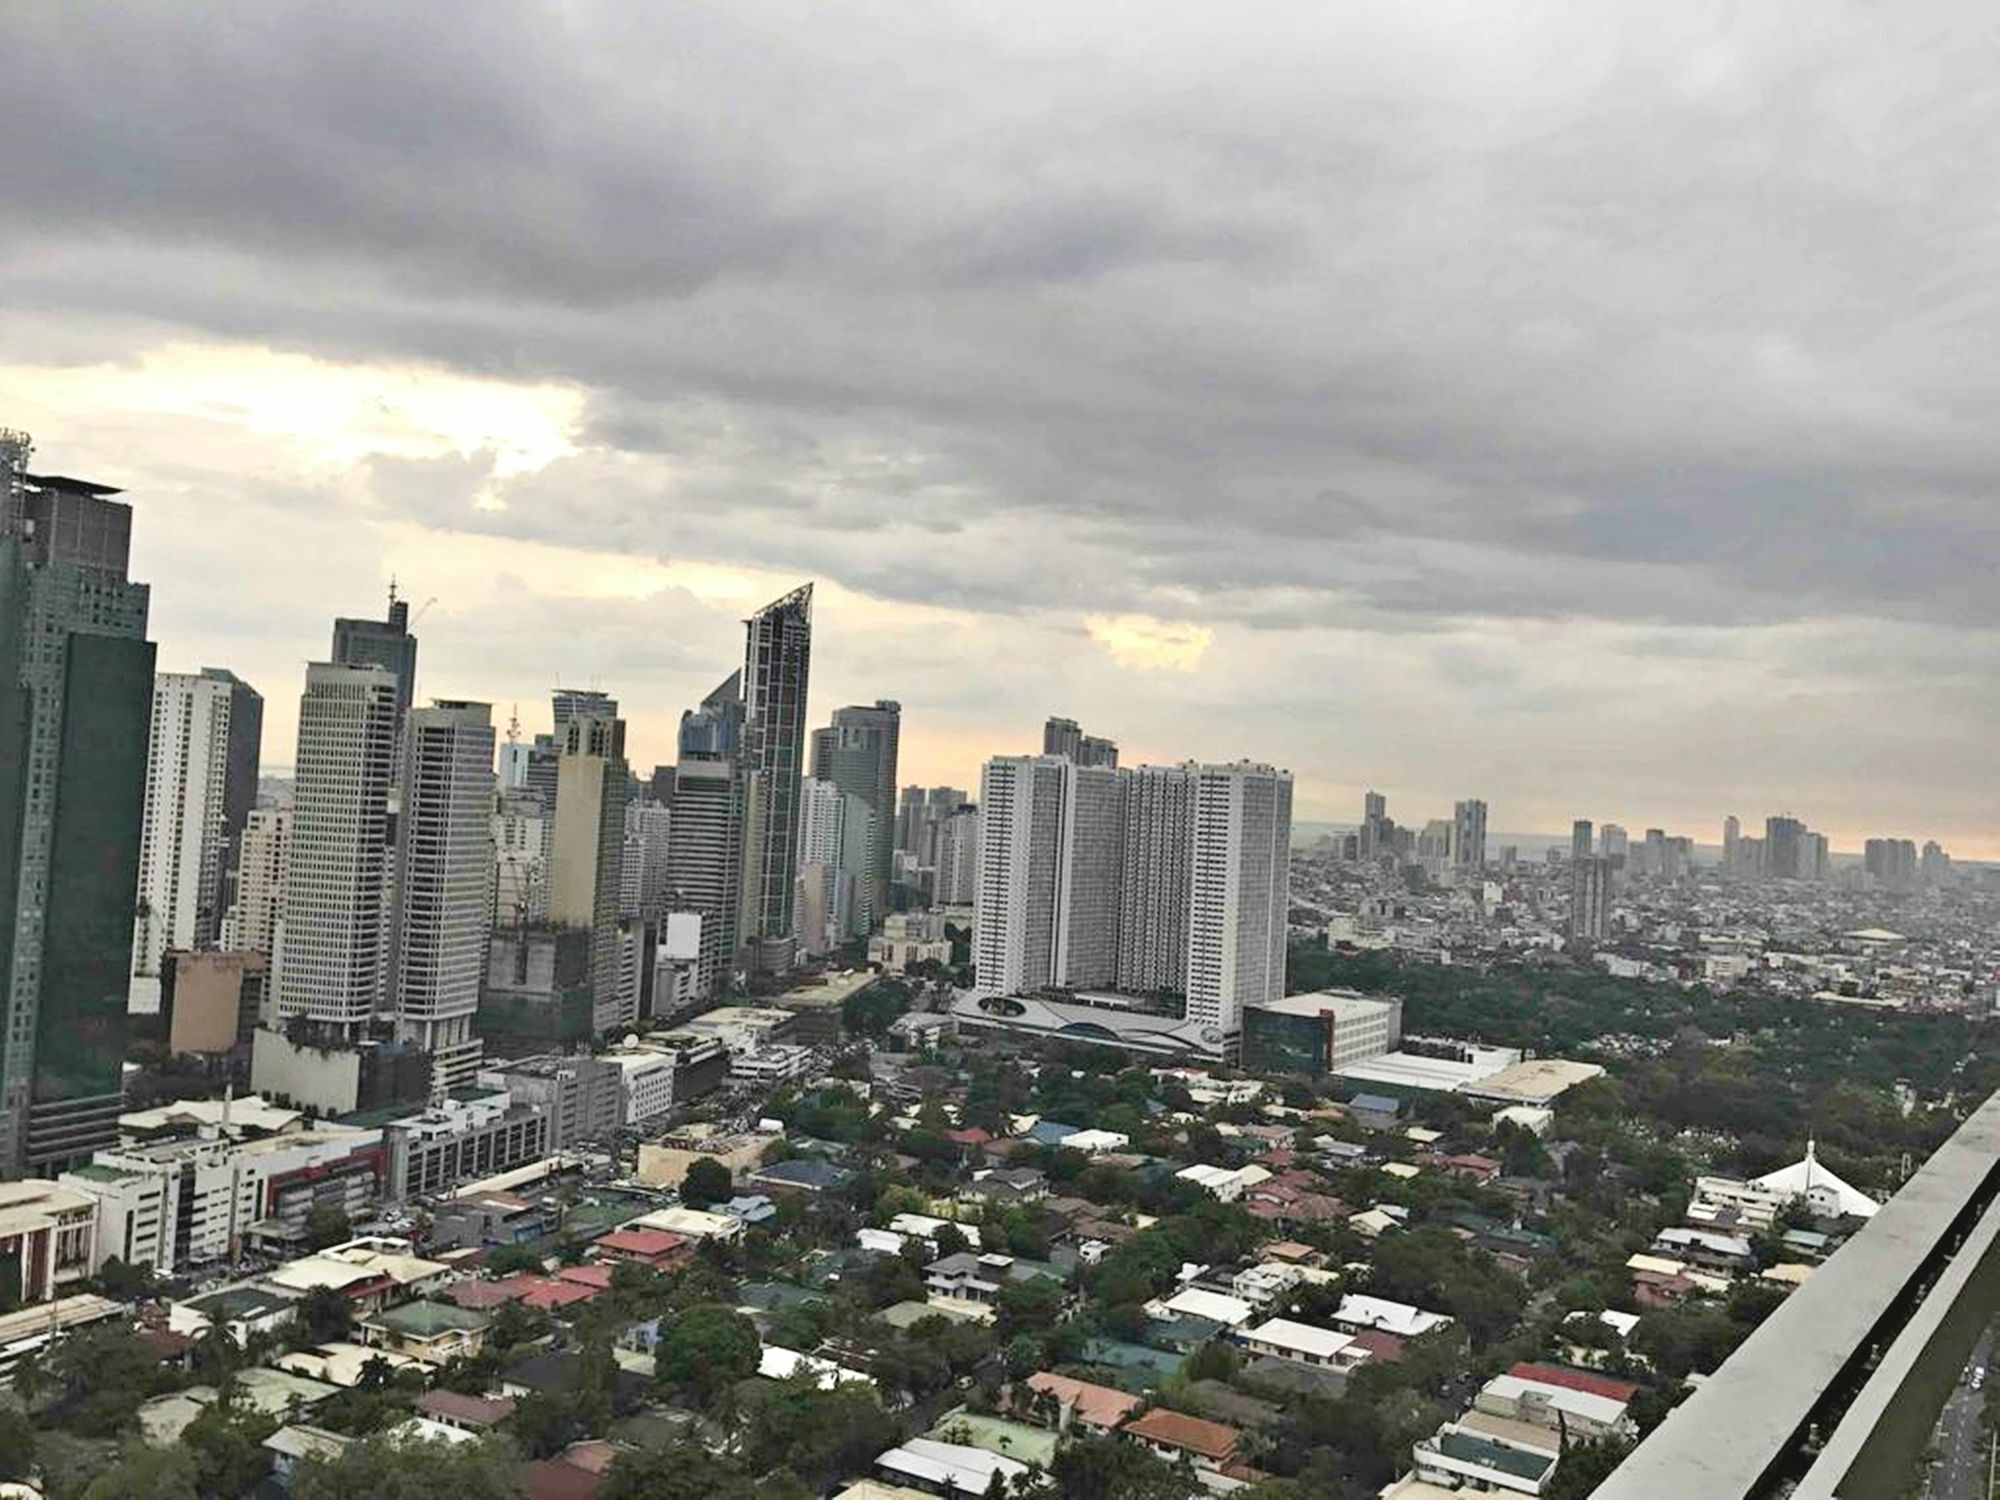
left=5, top=6, right=1998, bottom=859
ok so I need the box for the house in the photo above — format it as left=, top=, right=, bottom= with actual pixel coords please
left=718, top=1194, right=779, bottom=1225
left=875, top=1435, right=1028, bottom=1496
left=923, top=1252, right=1064, bottom=1306
left=1122, top=1407, right=1242, bottom=1472
left=168, top=1284, right=297, bottom=1344
left=591, top=1227, right=694, bottom=1270
left=1653, top=1226, right=1754, bottom=1272
left=1474, top=1364, right=1637, bottom=1441
left=747, top=1158, right=855, bottom=1197
left=264, top=1425, right=351, bottom=1493
left=501, top=1351, right=650, bottom=1412
left=415, top=1390, right=518, bottom=1436
left=1231, top=1262, right=1304, bottom=1307
left=1331, top=1294, right=1452, bottom=1339
left=275, top=1341, right=424, bottom=1388
left=1017, top=1371, right=1142, bottom=1434
left=1238, top=1317, right=1369, bottom=1372
left=1414, top=1422, right=1558, bottom=1495
left=1153, top=1286, right=1256, bottom=1329
left=1348, top=1094, right=1403, bottom=1131
left=959, top=1167, right=1049, bottom=1206
left=360, top=1299, right=491, bottom=1364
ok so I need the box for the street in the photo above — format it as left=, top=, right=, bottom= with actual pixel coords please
left=1927, top=1328, right=1995, bottom=1500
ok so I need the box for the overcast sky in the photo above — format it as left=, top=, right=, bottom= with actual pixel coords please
left=3, top=4, right=1994, bottom=853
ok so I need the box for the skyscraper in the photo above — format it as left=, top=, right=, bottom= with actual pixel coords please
left=226, top=805, right=290, bottom=963
left=1054, top=763, right=1125, bottom=988
left=1043, top=716, right=1118, bottom=768
left=1722, top=815, right=1741, bottom=874
left=1765, top=815, right=1807, bottom=880
left=1119, top=763, right=1196, bottom=999
left=549, top=714, right=629, bottom=1034
left=811, top=700, right=900, bottom=936
left=129, top=667, right=264, bottom=1013
left=552, top=688, right=617, bottom=740
left=738, top=585, right=813, bottom=972
left=331, top=590, right=418, bottom=740
left=934, top=804, right=981, bottom=907
left=1360, top=790, right=1388, bottom=859
left=1571, top=819, right=1594, bottom=862
left=663, top=757, right=742, bottom=999
left=974, top=756, right=1067, bottom=996
left=273, top=663, right=399, bottom=1035
left=1452, top=798, right=1488, bottom=871
left=390, top=701, right=495, bottom=1094
left=1600, top=824, right=1629, bottom=866
left=1185, top=762, right=1292, bottom=1043
left=1571, top=856, right=1610, bottom=941
left=0, top=437, right=157, bottom=1173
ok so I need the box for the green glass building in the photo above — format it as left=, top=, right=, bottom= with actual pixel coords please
left=0, top=431, right=156, bottom=1175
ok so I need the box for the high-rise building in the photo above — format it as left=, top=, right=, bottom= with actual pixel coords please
left=1055, top=764, right=1125, bottom=989
left=1922, top=840, right=1953, bottom=888
left=390, top=701, right=495, bottom=1095
left=1452, top=798, right=1488, bottom=871
left=1360, top=790, right=1389, bottom=859
left=1765, top=815, right=1807, bottom=880
left=1184, top=762, right=1293, bottom=1042
left=225, top=805, right=291, bottom=964
left=621, top=800, right=673, bottom=922
left=493, top=792, right=547, bottom=926
left=1600, top=824, right=1629, bottom=866
left=552, top=688, right=617, bottom=740
left=1043, top=716, right=1118, bottom=768
left=129, top=668, right=263, bottom=1013
left=663, top=758, right=742, bottom=1000
left=810, top=700, right=900, bottom=935
left=1119, top=764, right=1196, bottom=999
left=331, top=590, right=418, bottom=740
left=1571, top=856, right=1610, bottom=941
left=975, top=756, right=1068, bottom=996
left=549, top=714, right=629, bottom=1034
left=1863, top=838, right=1919, bottom=891
left=274, top=663, right=399, bottom=1035
left=934, top=804, right=981, bottom=908
left=738, top=585, right=813, bottom=972
left=1722, top=815, right=1741, bottom=873
left=794, top=777, right=852, bottom=958
left=0, top=439, right=157, bottom=1173
left=1571, top=819, right=1594, bottom=863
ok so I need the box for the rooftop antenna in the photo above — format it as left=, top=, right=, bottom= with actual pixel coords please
left=506, top=705, right=521, bottom=745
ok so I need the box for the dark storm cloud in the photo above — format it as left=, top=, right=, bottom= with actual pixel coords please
left=3, top=0, right=1999, bottom=641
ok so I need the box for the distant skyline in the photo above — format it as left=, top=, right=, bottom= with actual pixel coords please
left=3, top=5, right=1996, bottom=856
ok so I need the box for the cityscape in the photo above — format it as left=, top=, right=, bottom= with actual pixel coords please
left=4, top=6, right=1999, bottom=1500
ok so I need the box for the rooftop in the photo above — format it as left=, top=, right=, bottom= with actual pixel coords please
left=1124, top=1406, right=1241, bottom=1459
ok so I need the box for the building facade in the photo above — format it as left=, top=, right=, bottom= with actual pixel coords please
left=1185, top=762, right=1293, bottom=1042
left=738, top=585, right=814, bottom=973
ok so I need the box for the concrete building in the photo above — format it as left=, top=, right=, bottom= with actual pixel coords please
left=160, top=949, right=264, bottom=1060
left=1185, top=762, right=1293, bottom=1042
left=477, top=925, right=594, bottom=1051
left=0, top=442, right=157, bottom=1173
left=1241, top=990, right=1402, bottom=1078
left=870, top=911, right=953, bottom=973
left=975, top=756, right=1068, bottom=996
left=130, top=667, right=263, bottom=1013
left=1452, top=798, right=1489, bottom=872
left=476, top=1053, right=622, bottom=1152
left=1043, top=716, right=1118, bottom=768
left=811, top=700, right=900, bottom=935
left=934, top=805, right=980, bottom=907
left=390, top=701, right=495, bottom=1096
left=1571, top=855, right=1611, bottom=942
left=663, top=752, right=742, bottom=1000
left=636, top=1127, right=781, bottom=1190
left=492, top=793, right=547, bottom=927
left=224, top=804, right=290, bottom=967
left=0, top=1179, right=97, bottom=1302
left=548, top=714, right=629, bottom=1035
left=330, top=591, right=418, bottom=744
left=382, top=1091, right=549, bottom=1200
left=1055, top=764, right=1125, bottom=989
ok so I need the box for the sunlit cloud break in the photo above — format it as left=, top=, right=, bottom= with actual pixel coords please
left=1085, top=613, right=1214, bottom=673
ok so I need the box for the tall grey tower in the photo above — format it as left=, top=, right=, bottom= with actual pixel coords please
left=1118, top=763, right=1197, bottom=999
left=1452, top=798, right=1488, bottom=872
left=810, top=700, right=900, bottom=937
left=1184, top=762, right=1293, bottom=1043
left=332, top=590, right=419, bottom=742
left=549, top=714, right=629, bottom=1034
left=739, top=584, right=813, bottom=973
left=390, top=701, right=495, bottom=1094
left=0, top=433, right=157, bottom=1173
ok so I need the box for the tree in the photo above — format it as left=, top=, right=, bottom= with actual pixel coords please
left=303, top=1204, right=352, bottom=1252
left=1017, top=1436, right=1202, bottom=1500
left=79, top=1441, right=200, bottom=1500
left=46, top=1324, right=177, bottom=1438
left=600, top=1440, right=779, bottom=1500
left=0, top=1405, right=35, bottom=1480
left=654, top=1303, right=758, bottom=1404
left=92, top=1256, right=157, bottom=1303
left=740, top=1379, right=905, bottom=1488
left=183, top=1392, right=280, bottom=1497
left=484, top=1243, right=547, bottom=1276
left=297, top=1284, right=354, bottom=1346
left=680, top=1156, right=733, bottom=1210
left=293, top=1433, right=526, bottom=1499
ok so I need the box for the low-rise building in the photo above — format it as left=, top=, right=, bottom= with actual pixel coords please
left=1332, top=1294, right=1453, bottom=1340
left=381, top=1090, right=549, bottom=1200
left=635, top=1127, right=780, bottom=1189
left=1122, top=1407, right=1242, bottom=1472
left=476, top=1054, right=622, bottom=1151
left=1241, top=990, right=1403, bottom=1078
left=1413, top=1421, right=1558, bottom=1495
left=1239, top=1316, right=1368, bottom=1372
left=0, top=1180, right=97, bottom=1302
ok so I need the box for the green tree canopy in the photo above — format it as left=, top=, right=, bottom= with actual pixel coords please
left=292, top=1433, right=526, bottom=1500
left=653, top=1303, right=759, bottom=1404
left=679, top=1156, right=734, bottom=1210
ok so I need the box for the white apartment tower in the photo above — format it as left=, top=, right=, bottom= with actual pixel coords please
left=1185, top=762, right=1293, bottom=1040
left=975, top=756, right=1066, bottom=995
left=1054, top=764, right=1125, bottom=988
left=225, top=805, right=291, bottom=963
left=390, top=701, right=495, bottom=1095
left=935, top=805, right=980, bottom=907
left=275, top=663, right=399, bottom=1032
left=129, top=668, right=263, bottom=1014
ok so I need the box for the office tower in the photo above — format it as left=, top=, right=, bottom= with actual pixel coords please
left=1185, top=762, right=1292, bottom=1041
left=1571, top=819, right=1594, bottom=863
left=275, top=664, right=399, bottom=1035
left=935, top=805, right=981, bottom=907
left=1723, top=815, right=1741, bottom=873
left=1600, top=824, right=1629, bottom=865
left=1452, top=798, right=1488, bottom=871
left=1044, top=716, right=1118, bottom=768
left=390, top=701, right=495, bottom=1094
left=899, top=784, right=969, bottom=868
left=739, top=585, right=813, bottom=973
left=646, top=765, right=677, bottom=805
left=552, top=688, right=617, bottom=740
left=1119, top=764, right=1197, bottom=998
left=897, top=786, right=927, bottom=857
left=549, top=714, right=629, bottom=1034
left=664, top=757, right=742, bottom=999
left=1639, top=828, right=1667, bottom=879
left=498, top=710, right=531, bottom=792
left=331, top=589, right=418, bottom=739
left=1571, top=856, right=1610, bottom=941
left=810, top=700, right=901, bottom=934
left=975, top=756, right=1067, bottom=995
left=129, top=668, right=264, bottom=1013
left=1803, top=831, right=1830, bottom=883
left=1055, top=764, right=1125, bottom=988
left=680, top=672, right=744, bottom=760
left=1360, top=790, right=1388, bottom=858
left=1418, top=819, right=1453, bottom=866
left=1922, top=841, right=1953, bottom=887
left=794, top=777, right=872, bottom=957
left=0, top=439, right=157, bottom=1173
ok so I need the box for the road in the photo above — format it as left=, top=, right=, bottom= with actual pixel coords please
left=1927, top=1328, right=1995, bottom=1500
